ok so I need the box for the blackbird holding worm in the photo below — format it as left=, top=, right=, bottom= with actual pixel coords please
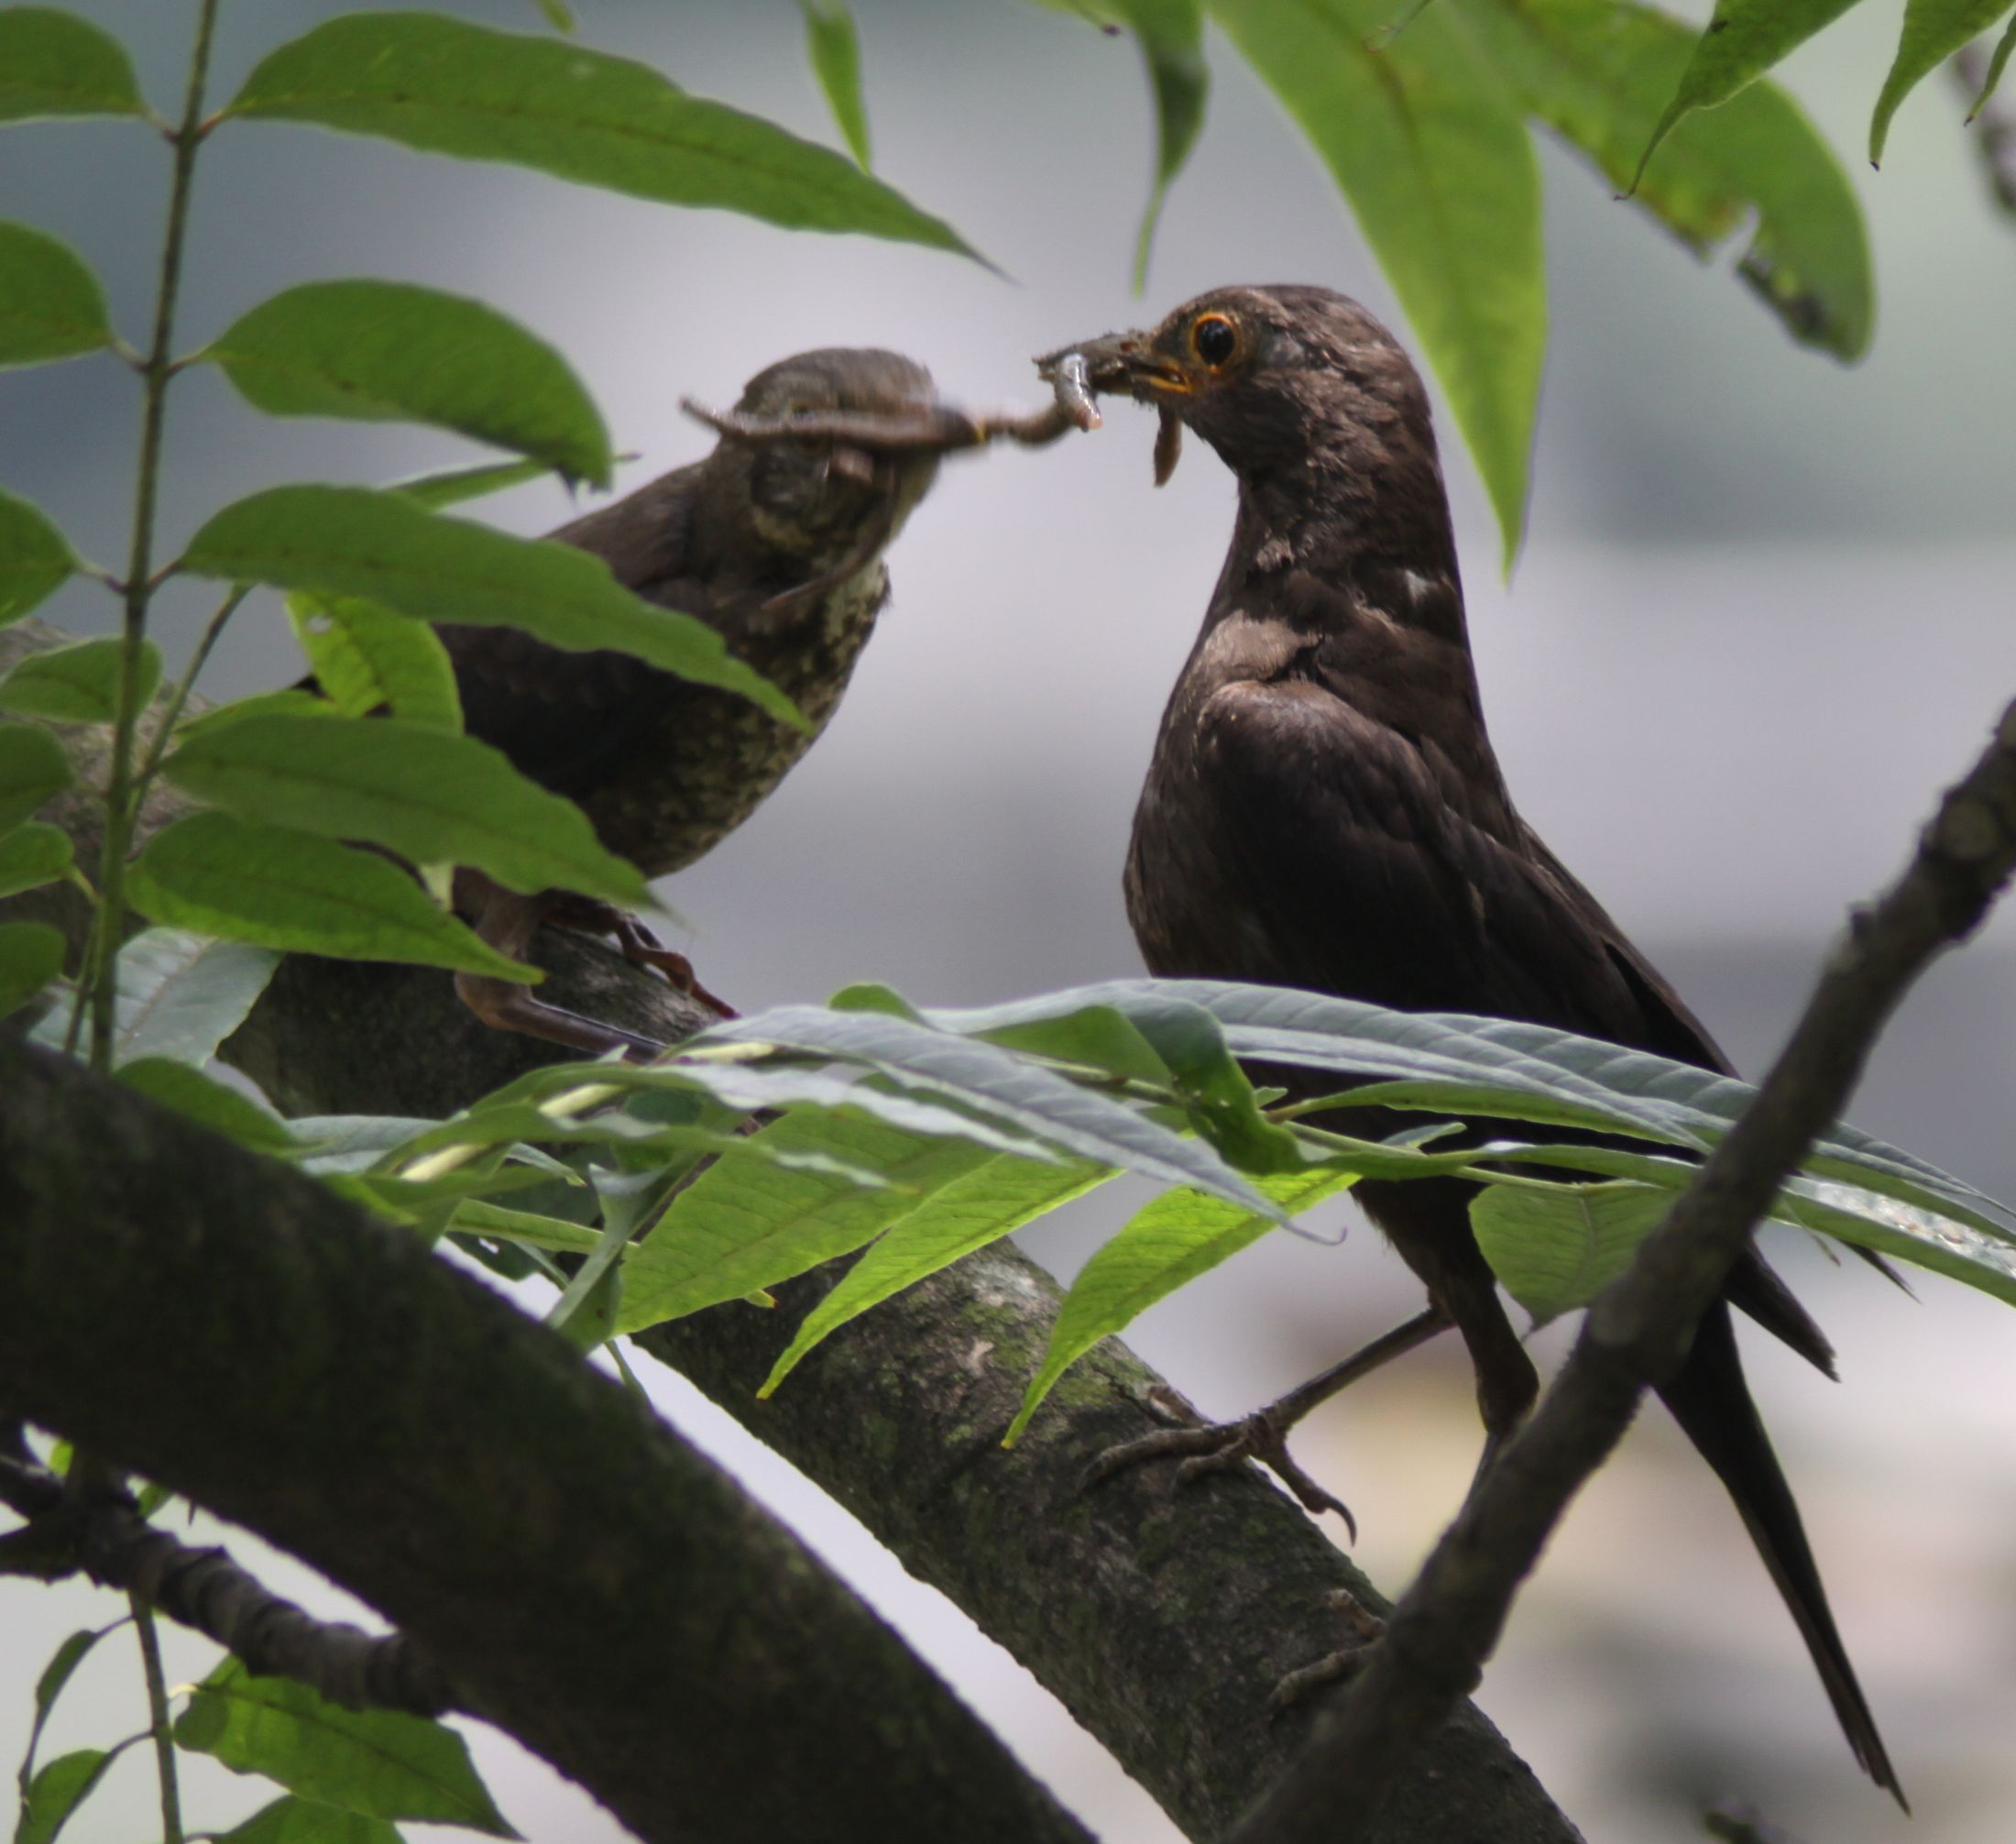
left=1040, top=284, right=1901, bottom=1801
left=434, top=346, right=1096, bottom=1057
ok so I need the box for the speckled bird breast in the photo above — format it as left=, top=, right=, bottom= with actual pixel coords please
left=579, top=560, right=891, bottom=878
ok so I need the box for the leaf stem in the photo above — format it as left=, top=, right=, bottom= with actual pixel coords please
left=130, top=1596, right=184, bottom=1844
left=83, top=0, right=223, bottom=1076
left=131, top=585, right=249, bottom=810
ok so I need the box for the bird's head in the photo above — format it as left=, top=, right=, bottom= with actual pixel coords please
left=726, top=347, right=945, bottom=565
left=1039, top=285, right=1440, bottom=493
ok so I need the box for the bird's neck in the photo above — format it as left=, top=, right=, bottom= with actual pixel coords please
left=1225, top=440, right=1467, bottom=639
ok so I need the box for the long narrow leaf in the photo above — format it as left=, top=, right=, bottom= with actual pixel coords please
left=225, top=12, right=980, bottom=260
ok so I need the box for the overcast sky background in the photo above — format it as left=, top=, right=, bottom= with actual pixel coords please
left=4, top=2, right=2015, bottom=1840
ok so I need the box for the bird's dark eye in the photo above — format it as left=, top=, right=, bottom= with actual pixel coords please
left=1190, top=313, right=1238, bottom=368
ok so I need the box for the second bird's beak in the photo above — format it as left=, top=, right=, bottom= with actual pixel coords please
left=1035, top=329, right=1191, bottom=487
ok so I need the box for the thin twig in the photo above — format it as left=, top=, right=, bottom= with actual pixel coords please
left=132, top=1597, right=183, bottom=1844
left=82, top=0, right=222, bottom=1076
left=130, top=584, right=250, bottom=811
left=1232, top=698, right=2016, bottom=1843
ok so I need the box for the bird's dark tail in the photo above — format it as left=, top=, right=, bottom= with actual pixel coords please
left=1656, top=1300, right=1906, bottom=1809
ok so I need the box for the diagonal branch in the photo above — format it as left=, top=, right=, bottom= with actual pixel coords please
left=0, top=1038, right=1091, bottom=1844
left=3, top=616, right=1579, bottom=1844
left=1229, top=701, right=2016, bottom=1844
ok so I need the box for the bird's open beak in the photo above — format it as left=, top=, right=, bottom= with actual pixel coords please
left=1036, top=329, right=1191, bottom=401
left=1035, top=330, right=1191, bottom=487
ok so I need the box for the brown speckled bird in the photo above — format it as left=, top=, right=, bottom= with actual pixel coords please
left=1044, top=285, right=1901, bottom=1802
left=444, top=346, right=1090, bottom=1055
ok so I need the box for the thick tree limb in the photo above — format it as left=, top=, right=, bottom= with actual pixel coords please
left=4, top=618, right=1578, bottom=1843
left=0, top=1039, right=1090, bottom=1844
left=1229, top=701, right=2016, bottom=1843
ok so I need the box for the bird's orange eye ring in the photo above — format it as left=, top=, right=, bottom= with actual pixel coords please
left=1190, top=313, right=1238, bottom=368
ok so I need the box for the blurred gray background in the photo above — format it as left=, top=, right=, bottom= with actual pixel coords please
left=4, top=1, right=2014, bottom=1839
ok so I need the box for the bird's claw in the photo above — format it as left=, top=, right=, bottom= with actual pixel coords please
left=1086, top=1388, right=1356, bottom=1539
left=1268, top=1588, right=1387, bottom=1713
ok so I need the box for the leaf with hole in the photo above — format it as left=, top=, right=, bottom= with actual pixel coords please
left=179, top=485, right=801, bottom=726
left=1208, top=0, right=1542, bottom=565
left=176, top=1660, right=518, bottom=1835
left=0, top=488, right=79, bottom=627
left=290, top=593, right=462, bottom=730
left=0, top=634, right=158, bottom=722
left=1008, top=1162, right=1358, bottom=1441
left=127, top=816, right=540, bottom=982
left=0, top=819, right=69, bottom=897
left=163, top=713, right=648, bottom=905
left=0, top=221, right=112, bottom=368
left=225, top=11, right=980, bottom=261
left=0, top=9, right=144, bottom=121
left=204, top=280, right=611, bottom=488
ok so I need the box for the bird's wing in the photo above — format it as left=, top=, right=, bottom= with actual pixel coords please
left=1191, top=664, right=1847, bottom=1369
left=440, top=467, right=711, bottom=801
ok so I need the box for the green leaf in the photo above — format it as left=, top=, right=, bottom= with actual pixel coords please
left=29, top=926, right=280, bottom=1065
left=129, top=811, right=539, bottom=982
left=448, top=1198, right=605, bottom=1254
left=31, top=1627, right=106, bottom=1724
left=1471, top=1179, right=1671, bottom=1323
left=178, top=485, right=802, bottom=727
left=204, top=280, right=612, bottom=488
left=761, top=1149, right=1114, bottom=1393
left=1208, top=0, right=1543, bottom=565
left=290, top=593, right=462, bottom=730
left=15, top=1746, right=114, bottom=1844
left=0, top=819, right=70, bottom=896
left=174, top=687, right=340, bottom=744
left=1969, top=12, right=2016, bottom=115
left=800, top=1, right=871, bottom=168
left=0, top=633, right=158, bottom=722
left=1109, top=0, right=1208, bottom=287
left=0, top=220, right=112, bottom=368
left=0, top=487, right=79, bottom=626
left=117, top=1055, right=299, bottom=1153
left=619, top=1114, right=996, bottom=1330
left=1008, top=1162, right=1357, bottom=1441
left=1020, top=976, right=2016, bottom=1249
left=0, top=720, right=70, bottom=829
left=694, top=1003, right=1287, bottom=1218
left=386, top=456, right=555, bottom=511
left=532, top=0, right=575, bottom=28
left=937, top=989, right=1303, bottom=1170
left=175, top=1661, right=518, bottom=1836
left=1638, top=0, right=1861, bottom=180
left=225, top=12, right=980, bottom=261
left=162, top=713, right=649, bottom=905
left=1453, top=0, right=1871, bottom=360
left=217, top=1795, right=404, bottom=1844
left=0, top=8, right=144, bottom=122
left=1872, top=0, right=2015, bottom=162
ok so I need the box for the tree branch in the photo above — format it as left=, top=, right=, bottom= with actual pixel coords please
left=3, top=617, right=1579, bottom=1843
left=0, top=1454, right=451, bottom=1716
left=0, top=1039, right=1090, bottom=1844
left=1228, top=700, right=2016, bottom=1843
